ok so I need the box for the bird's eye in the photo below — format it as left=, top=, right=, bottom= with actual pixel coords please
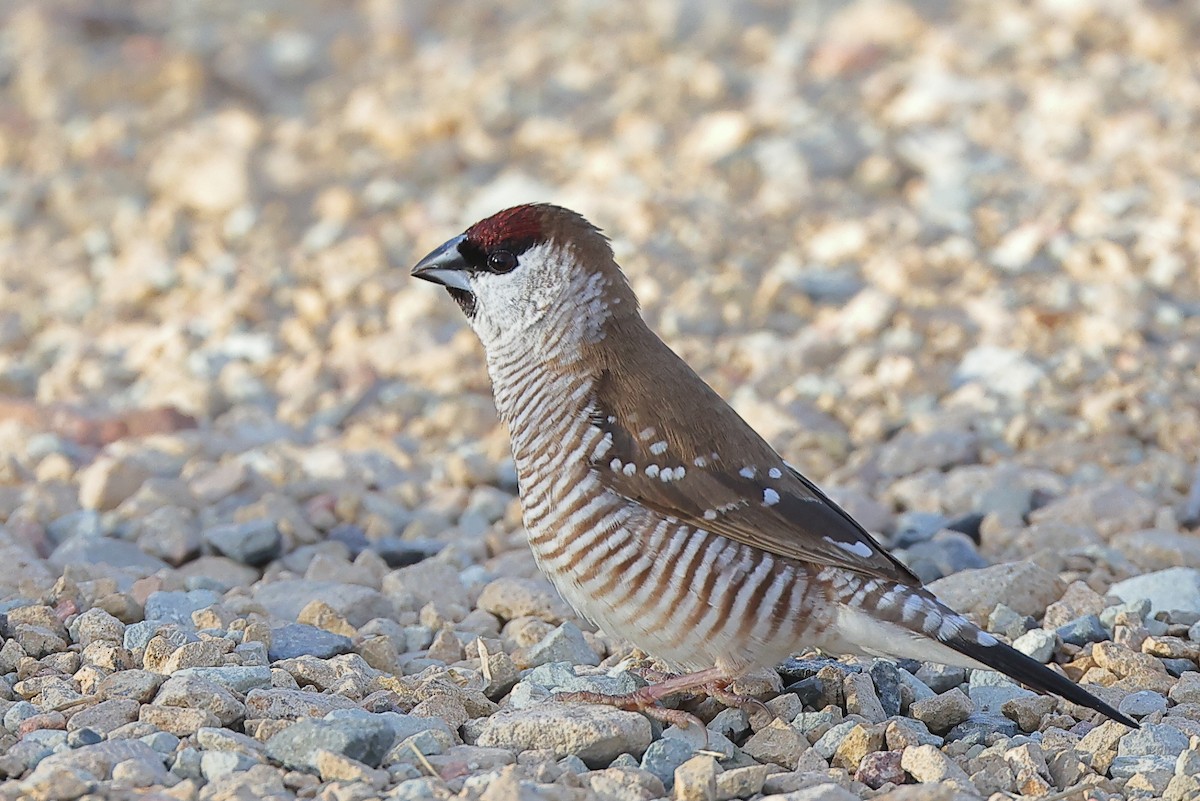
left=487, top=250, right=518, bottom=274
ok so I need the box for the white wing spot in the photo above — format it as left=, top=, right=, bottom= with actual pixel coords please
left=593, top=433, right=613, bottom=460
left=639, top=427, right=657, bottom=441
left=607, top=416, right=616, bottom=423
left=693, top=455, right=708, bottom=468
left=739, top=466, right=757, bottom=479
left=824, top=536, right=873, bottom=558
left=623, top=462, right=636, bottom=476
left=768, top=467, right=782, bottom=479
left=703, top=509, right=718, bottom=521
left=650, top=441, right=668, bottom=455
left=645, top=464, right=660, bottom=478
left=763, top=488, right=780, bottom=506
left=610, top=458, right=622, bottom=472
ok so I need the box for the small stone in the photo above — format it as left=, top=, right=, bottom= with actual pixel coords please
left=244, top=687, right=358, bottom=719
left=900, top=743, right=972, bottom=784
left=78, top=457, right=151, bottom=511
left=153, top=674, right=245, bottom=727
left=1001, top=694, right=1056, bottom=733
left=813, top=720, right=859, bottom=760
left=475, top=703, right=652, bottom=767
left=926, top=560, right=1065, bottom=618
left=855, top=750, right=905, bottom=790
left=672, top=755, right=719, bottom=801
left=66, top=698, right=139, bottom=735
left=476, top=577, right=573, bottom=623
left=200, top=750, right=259, bottom=780
left=314, top=749, right=389, bottom=789
left=968, top=670, right=1034, bottom=713
left=1168, top=672, right=1200, bottom=704
left=843, top=672, right=887, bottom=723
left=138, top=704, right=219, bottom=736
left=913, top=663, right=966, bottom=694
left=18, top=765, right=96, bottom=800
left=266, top=715, right=395, bottom=771
left=987, top=603, right=1029, bottom=639
left=170, top=666, right=272, bottom=694
left=69, top=608, right=126, bottom=648
left=1076, top=720, right=1126, bottom=774
left=831, top=723, right=885, bottom=771
left=868, top=661, right=902, bottom=717
left=254, top=580, right=393, bottom=628
left=1012, top=629, right=1056, bottom=663
left=740, top=719, right=809, bottom=770
left=714, top=764, right=770, bottom=800
left=1119, top=690, right=1168, bottom=718
left=203, top=519, right=282, bottom=566
left=521, top=621, right=600, bottom=668
left=267, top=623, right=353, bottom=661
left=908, top=688, right=973, bottom=734
left=99, top=671, right=166, bottom=704
left=1056, top=614, right=1108, bottom=646
left=641, top=737, right=698, bottom=789
left=1109, top=568, right=1200, bottom=615
left=1092, top=641, right=1167, bottom=678
left=945, top=713, right=1018, bottom=746
left=1118, top=723, right=1190, bottom=759
left=66, top=728, right=103, bottom=748
left=143, top=589, right=221, bottom=626
left=885, top=719, right=942, bottom=751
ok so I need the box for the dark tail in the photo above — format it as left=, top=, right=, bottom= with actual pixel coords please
left=948, top=629, right=1138, bottom=728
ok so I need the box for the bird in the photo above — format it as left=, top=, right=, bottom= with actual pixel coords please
left=411, top=202, right=1135, bottom=729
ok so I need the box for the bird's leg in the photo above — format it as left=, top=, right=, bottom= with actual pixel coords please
left=702, top=678, right=775, bottom=725
left=554, top=666, right=727, bottom=729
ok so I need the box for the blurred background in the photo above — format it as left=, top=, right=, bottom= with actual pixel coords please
left=0, top=0, right=1198, bottom=565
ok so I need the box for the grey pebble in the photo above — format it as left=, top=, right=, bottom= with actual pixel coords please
left=523, top=621, right=600, bottom=667
left=813, top=720, right=859, bottom=759
left=1118, top=723, right=1190, bottom=759
left=1118, top=690, right=1168, bottom=718
left=639, top=737, right=695, bottom=789
left=869, top=660, right=902, bottom=717
left=171, top=747, right=203, bottom=780
left=267, top=623, right=353, bottom=661
left=1109, top=753, right=1177, bottom=779
left=171, top=666, right=272, bottom=694
left=1012, top=629, right=1056, bottom=663
left=200, top=750, right=260, bottom=780
left=475, top=703, right=652, bottom=767
left=1108, top=568, right=1200, bottom=615
left=143, top=589, right=221, bottom=626
left=914, top=663, right=966, bottom=694
left=967, top=669, right=1034, bottom=712
left=203, top=519, right=282, bottom=566
left=1056, top=614, right=1108, bottom=646
left=67, top=728, right=104, bottom=748
left=266, top=715, right=394, bottom=771
left=140, top=731, right=181, bottom=755
left=945, top=713, right=1018, bottom=745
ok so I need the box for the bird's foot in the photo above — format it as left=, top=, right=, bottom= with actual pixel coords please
left=553, top=688, right=705, bottom=730
left=554, top=666, right=776, bottom=732
left=702, top=680, right=775, bottom=727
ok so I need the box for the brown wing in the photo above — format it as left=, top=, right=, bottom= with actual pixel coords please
left=585, top=320, right=920, bottom=587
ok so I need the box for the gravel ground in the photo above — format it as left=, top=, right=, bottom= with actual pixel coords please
left=2, top=1, right=1200, bottom=800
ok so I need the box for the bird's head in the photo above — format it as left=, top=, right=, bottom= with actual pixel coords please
left=411, top=204, right=637, bottom=350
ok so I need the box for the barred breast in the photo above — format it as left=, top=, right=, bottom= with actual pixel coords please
left=485, top=337, right=835, bottom=673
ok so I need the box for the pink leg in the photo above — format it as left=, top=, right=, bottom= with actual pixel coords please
left=554, top=667, right=737, bottom=729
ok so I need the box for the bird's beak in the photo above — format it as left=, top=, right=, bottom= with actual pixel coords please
left=411, top=234, right=471, bottom=292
